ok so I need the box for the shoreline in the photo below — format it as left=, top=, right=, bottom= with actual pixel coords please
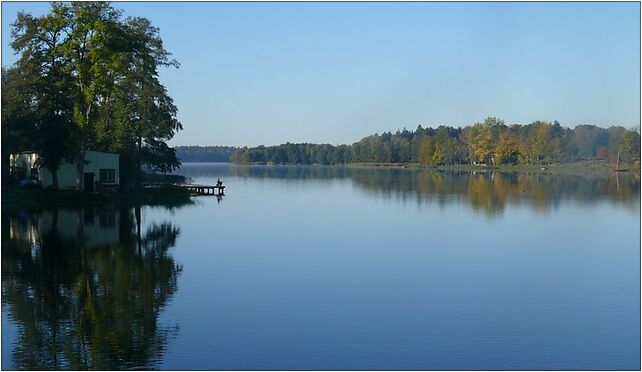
left=1, top=186, right=193, bottom=212
left=224, top=161, right=640, bottom=176
left=5, top=161, right=639, bottom=211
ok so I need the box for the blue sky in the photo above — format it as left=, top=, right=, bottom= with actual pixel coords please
left=2, top=2, right=640, bottom=146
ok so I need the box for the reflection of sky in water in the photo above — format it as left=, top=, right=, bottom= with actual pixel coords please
left=159, top=164, right=639, bottom=369
left=2, top=163, right=640, bottom=370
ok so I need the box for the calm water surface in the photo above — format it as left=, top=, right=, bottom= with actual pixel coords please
left=2, top=163, right=640, bottom=370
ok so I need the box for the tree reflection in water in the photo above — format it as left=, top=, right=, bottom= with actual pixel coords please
left=2, top=206, right=182, bottom=370
left=207, top=164, right=639, bottom=216
left=352, top=170, right=640, bottom=216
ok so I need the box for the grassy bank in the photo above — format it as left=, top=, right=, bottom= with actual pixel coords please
left=2, top=186, right=193, bottom=212
left=441, top=162, right=639, bottom=176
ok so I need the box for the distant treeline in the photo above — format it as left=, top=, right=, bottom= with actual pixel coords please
left=175, top=146, right=238, bottom=162
left=229, top=117, right=640, bottom=166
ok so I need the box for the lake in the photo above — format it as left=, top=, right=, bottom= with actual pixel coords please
left=2, top=163, right=640, bottom=370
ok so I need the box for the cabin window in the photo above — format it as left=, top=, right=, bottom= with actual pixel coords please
left=99, top=169, right=116, bottom=184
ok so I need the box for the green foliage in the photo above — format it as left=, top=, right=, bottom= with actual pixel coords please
left=230, top=142, right=354, bottom=165
left=174, top=146, right=238, bottom=162
left=495, top=132, right=520, bottom=165
left=7, top=4, right=78, bottom=188
left=468, top=117, right=504, bottom=164
left=619, top=129, right=641, bottom=163
left=229, top=118, right=640, bottom=168
left=1, top=67, right=38, bottom=183
left=572, top=125, right=609, bottom=160
left=6, top=2, right=181, bottom=189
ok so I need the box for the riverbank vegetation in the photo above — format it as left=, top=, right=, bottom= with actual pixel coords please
left=175, top=146, right=238, bottom=163
left=2, top=2, right=181, bottom=190
left=230, top=117, right=640, bottom=169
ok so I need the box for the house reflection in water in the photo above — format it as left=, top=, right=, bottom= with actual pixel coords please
left=10, top=207, right=119, bottom=249
left=2, top=206, right=183, bottom=370
left=8, top=213, right=39, bottom=247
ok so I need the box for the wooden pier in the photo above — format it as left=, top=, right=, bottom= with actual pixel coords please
left=141, top=182, right=225, bottom=197
left=176, top=183, right=225, bottom=196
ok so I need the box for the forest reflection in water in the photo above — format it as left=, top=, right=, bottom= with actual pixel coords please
left=180, top=163, right=640, bottom=216
left=1, top=205, right=184, bottom=370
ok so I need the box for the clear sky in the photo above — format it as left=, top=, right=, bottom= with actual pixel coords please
left=2, top=2, right=640, bottom=147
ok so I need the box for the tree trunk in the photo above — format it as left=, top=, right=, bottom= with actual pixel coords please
left=136, top=136, right=142, bottom=191
left=75, top=106, right=92, bottom=191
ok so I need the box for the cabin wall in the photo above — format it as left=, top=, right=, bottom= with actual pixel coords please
left=84, top=151, right=120, bottom=186
left=10, top=151, right=120, bottom=190
left=39, top=162, right=78, bottom=189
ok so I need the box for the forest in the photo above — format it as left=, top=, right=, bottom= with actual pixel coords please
left=175, top=146, right=238, bottom=163
left=230, top=117, right=640, bottom=167
left=1, top=2, right=181, bottom=190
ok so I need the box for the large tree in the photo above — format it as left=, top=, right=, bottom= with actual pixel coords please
left=619, top=129, right=641, bottom=165
left=1, top=67, right=38, bottom=183
left=10, top=4, right=75, bottom=189
left=94, top=16, right=181, bottom=188
left=10, top=2, right=181, bottom=190
left=468, top=117, right=503, bottom=164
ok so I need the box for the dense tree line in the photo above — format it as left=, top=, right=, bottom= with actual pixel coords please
left=230, top=143, right=352, bottom=164
left=2, top=2, right=181, bottom=189
left=175, top=146, right=238, bottom=162
left=230, top=117, right=640, bottom=167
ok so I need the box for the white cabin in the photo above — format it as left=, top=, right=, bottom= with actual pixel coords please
left=10, top=150, right=120, bottom=191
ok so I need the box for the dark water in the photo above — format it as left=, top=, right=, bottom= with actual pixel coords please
left=2, top=163, right=640, bottom=370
